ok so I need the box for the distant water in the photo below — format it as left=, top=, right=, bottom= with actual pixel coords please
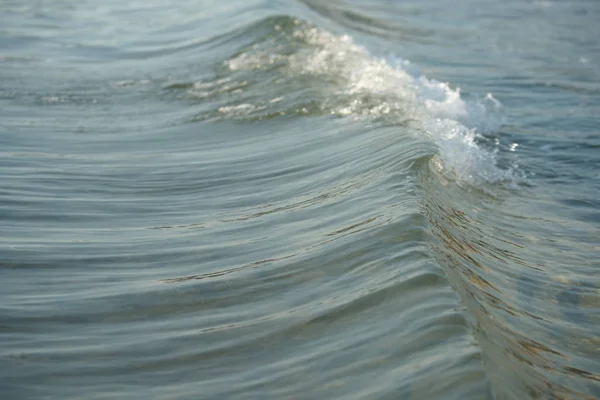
left=1, top=0, right=599, bottom=399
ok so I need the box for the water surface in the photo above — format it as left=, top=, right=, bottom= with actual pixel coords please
left=1, top=0, right=599, bottom=398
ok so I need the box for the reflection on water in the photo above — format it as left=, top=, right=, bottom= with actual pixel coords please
left=423, top=162, right=600, bottom=399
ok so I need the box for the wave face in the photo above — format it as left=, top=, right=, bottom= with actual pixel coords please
left=1, top=1, right=599, bottom=399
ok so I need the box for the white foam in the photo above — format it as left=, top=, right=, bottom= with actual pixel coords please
left=218, top=103, right=262, bottom=116
left=225, top=24, right=520, bottom=185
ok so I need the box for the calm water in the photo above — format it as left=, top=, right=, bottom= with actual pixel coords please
left=1, top=0, right=599, bottom=399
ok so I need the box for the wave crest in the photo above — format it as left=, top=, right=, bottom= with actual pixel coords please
left=170, top=16, right=520, bottom=186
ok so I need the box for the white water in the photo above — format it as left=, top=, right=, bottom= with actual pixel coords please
left=225, top=23, right=521, bottom=185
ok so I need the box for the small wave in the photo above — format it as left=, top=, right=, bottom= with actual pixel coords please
left=173, top=16, right=520, bottom=186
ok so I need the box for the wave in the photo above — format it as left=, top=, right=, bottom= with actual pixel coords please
left=164, top=15, right=599, bottom=398
left=164, top=16, right=519, bottom=187
left=3, top=8, right=598, bottom=399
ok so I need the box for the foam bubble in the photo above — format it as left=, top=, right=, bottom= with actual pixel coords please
left=295, top=27, right=517, bottom=184
left=218, top=103, right=262, bottom=116
left=222, top=23, right=520, bottom=185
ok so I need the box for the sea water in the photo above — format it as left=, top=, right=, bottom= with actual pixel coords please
left=1, top=0, right=599, bottom=398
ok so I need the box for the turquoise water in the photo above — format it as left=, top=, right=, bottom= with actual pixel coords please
left=1, top=1, right=599, bottom=399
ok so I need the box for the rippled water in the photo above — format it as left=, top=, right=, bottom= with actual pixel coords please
left=1, top=0, right=599, bottom=399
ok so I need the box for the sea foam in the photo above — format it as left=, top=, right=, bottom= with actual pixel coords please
left=225, top=22, right=520, bottom=185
